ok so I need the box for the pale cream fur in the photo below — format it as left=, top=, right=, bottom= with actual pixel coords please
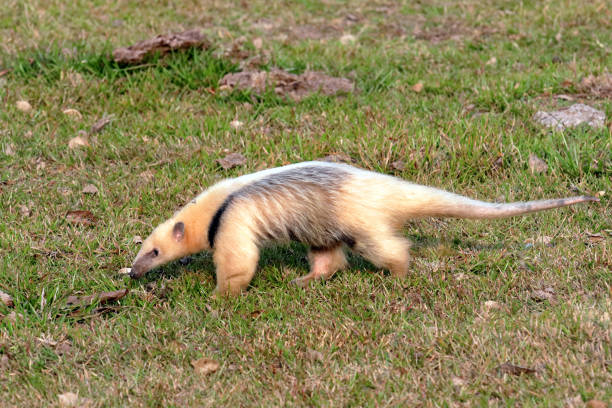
left=131, top=161, right=597, bottom=296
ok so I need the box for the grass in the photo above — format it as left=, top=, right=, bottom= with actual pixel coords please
left=1, top=0, right=611, bottom=406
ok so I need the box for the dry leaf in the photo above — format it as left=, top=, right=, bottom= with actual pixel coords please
left=391, top=160, right=405, bottom=170
left=66, top=289, right=128, bottom=307
left=217, top=152, right=246, bottom=169
left=19, top=205, right=31, bottom=217
left=585, top=400, right=607, bottom=408
left=191, top=358, right=220, bottom=375
left=305, top=349, right=324, bottom=362
left=132, top=236, right=143, bottom=244
left=497, top=362, right=536, bottom=376
left=340, top=33, right=356, bottom=44
left=586, top=232, right=605, bottom=244
left=90, top=116, right=112, bottom=134
left=252, top=37, right=263, bottom=49
left=62, top=108, right=82, bottom=120
left=66, top=210, right=96, bottom=226
left=82, top=184, right=98, bottom=194
left=219, top=69, right=354, bottom=101
left=486, top=56, right=497, bottom=66
left=16, top=100, right=32, bottom=112
left=319, top=153, right=352, bottom=163
left=0, top=289, right=14, bottom=307
left=3, top=144, right=15, bottom=156
left=411, top=82, right=424, bottom=93
left=68, top=136, right=89, bottom=149
left=113, top=29, right=209, bottom=64
left=531, top=289, right=554, bottom=302
left=579, top=73, right=612, bottom=97
left=58, top=392, right=79, bottom=408
left=528, top=153, right=548, bottom=174
left=451, top=377, right=467, bottom=387
left=483, top=300, right=502, bottom=311
left=229, top=120, right=244, bottom=130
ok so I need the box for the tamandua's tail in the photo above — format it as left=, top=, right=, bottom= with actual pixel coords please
left=399, top=184, right=599, bottom=219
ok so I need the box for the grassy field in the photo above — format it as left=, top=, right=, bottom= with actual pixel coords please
left=1, top=0, right=611, bottom=406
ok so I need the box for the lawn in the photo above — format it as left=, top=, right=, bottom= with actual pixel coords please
left=1, top=0, right=610, bottom=406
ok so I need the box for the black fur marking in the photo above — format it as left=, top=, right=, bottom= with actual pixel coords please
left=341, top=234, right=356, bottom=248
left=207, top=195, right=234, bottom=248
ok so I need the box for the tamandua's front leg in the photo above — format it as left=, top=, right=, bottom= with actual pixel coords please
left=290, top=245, right=348, bottom=287
left=212, top=233, right=260, bottom=296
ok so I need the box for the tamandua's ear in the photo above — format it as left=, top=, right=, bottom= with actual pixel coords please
left=173, top=221, right=185, bottom=242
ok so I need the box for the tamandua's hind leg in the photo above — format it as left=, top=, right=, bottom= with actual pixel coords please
left=212, top=235, right=260, bottom=296
left=290, top=245, right=348, bottom=288
left=354, top=232, right=412, bottom=278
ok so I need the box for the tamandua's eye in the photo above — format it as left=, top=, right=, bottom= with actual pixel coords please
left=152, top=248, right=159, bottom=257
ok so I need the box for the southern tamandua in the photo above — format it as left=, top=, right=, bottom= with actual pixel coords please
left=130, top=161, right=598, bottom=295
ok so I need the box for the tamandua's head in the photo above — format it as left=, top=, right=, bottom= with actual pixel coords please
left=130, top=220, right=189, bottom=279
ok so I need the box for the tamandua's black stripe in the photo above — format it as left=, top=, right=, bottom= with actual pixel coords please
left=207, top=195, right=234, bottom=248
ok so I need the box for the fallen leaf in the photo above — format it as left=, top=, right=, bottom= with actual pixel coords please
left=497, top=362, right=536, bottom=376
left=113, top=29, right=209, bottom=64
left=118, top=268, right=132, bottom=275
left=483, top=300, right=502, bottom=311
left=579, top=73, right=612, bottom=97
left=486, top=56, right=497, bottom=66
left=82, top=184, right=98, bottom=194
left=219, top=69, right=354, bottom=101
left=528, top=153, right=548, bottom=174
left=3, top=144, right=15, bottom=156
left=132, top=235, right=143, bottom=244
left=533, top=104, right=605, bottom=130
left=340, top=33, right=356, bottom=44
left=305, top=349, right=324, bottom=362
left=451, top=377, right=467, bottom=387
left=555, top=94, right=574, bottom=101
left=62, top=108, right=82, bottom=119
left=66, top=210, right=96, bottom=226
left=66, top=289, right=128, bottom=307
left=19, top=205, right=31, bottom=217
left=0, top=289, right=14, bottom=307
left=0, top=354, right=8, bottom=369
left=90, top=116, right=112, bottom=134
left=191, top=358, right=220, bottom=375
left=229, top=120, right=244, bottom=130
left=217, top=152, right=246, bottom=169
left=411, top=82, right=424, bottom=93
left=319, top=153, right=352, bottom=163
left=586, top=232, right=605, bottom=244
left=3, top=311, right=18, bottom=323
left=391, top=160, right=405, bottom=170
left=531, top=289, right=554, bottom=302
left=250, top=310, right=262, bottom=319
left=585, top=400, right=607, bottom=408
left=16, top=100, right=32, bottom=112
left=0, top=69, right=11, bottom=77
left=58, top=392, right=79, bottom=408
left=68, top=135, right=89, bottom=149
left=252, top=37, right=263, bottom=49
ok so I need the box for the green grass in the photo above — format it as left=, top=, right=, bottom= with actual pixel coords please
left=1, top=0, right=611, bottom=406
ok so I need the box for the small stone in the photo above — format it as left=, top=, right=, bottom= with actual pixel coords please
left=534, top=104, right=605, bottom=131
left=339, top=33, right=356, bottom=44
left=16, top=100, right=32, bottom=112
left=229, top=120, right=243, bottom=130
left=118, top=267, right=132, bottom=275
